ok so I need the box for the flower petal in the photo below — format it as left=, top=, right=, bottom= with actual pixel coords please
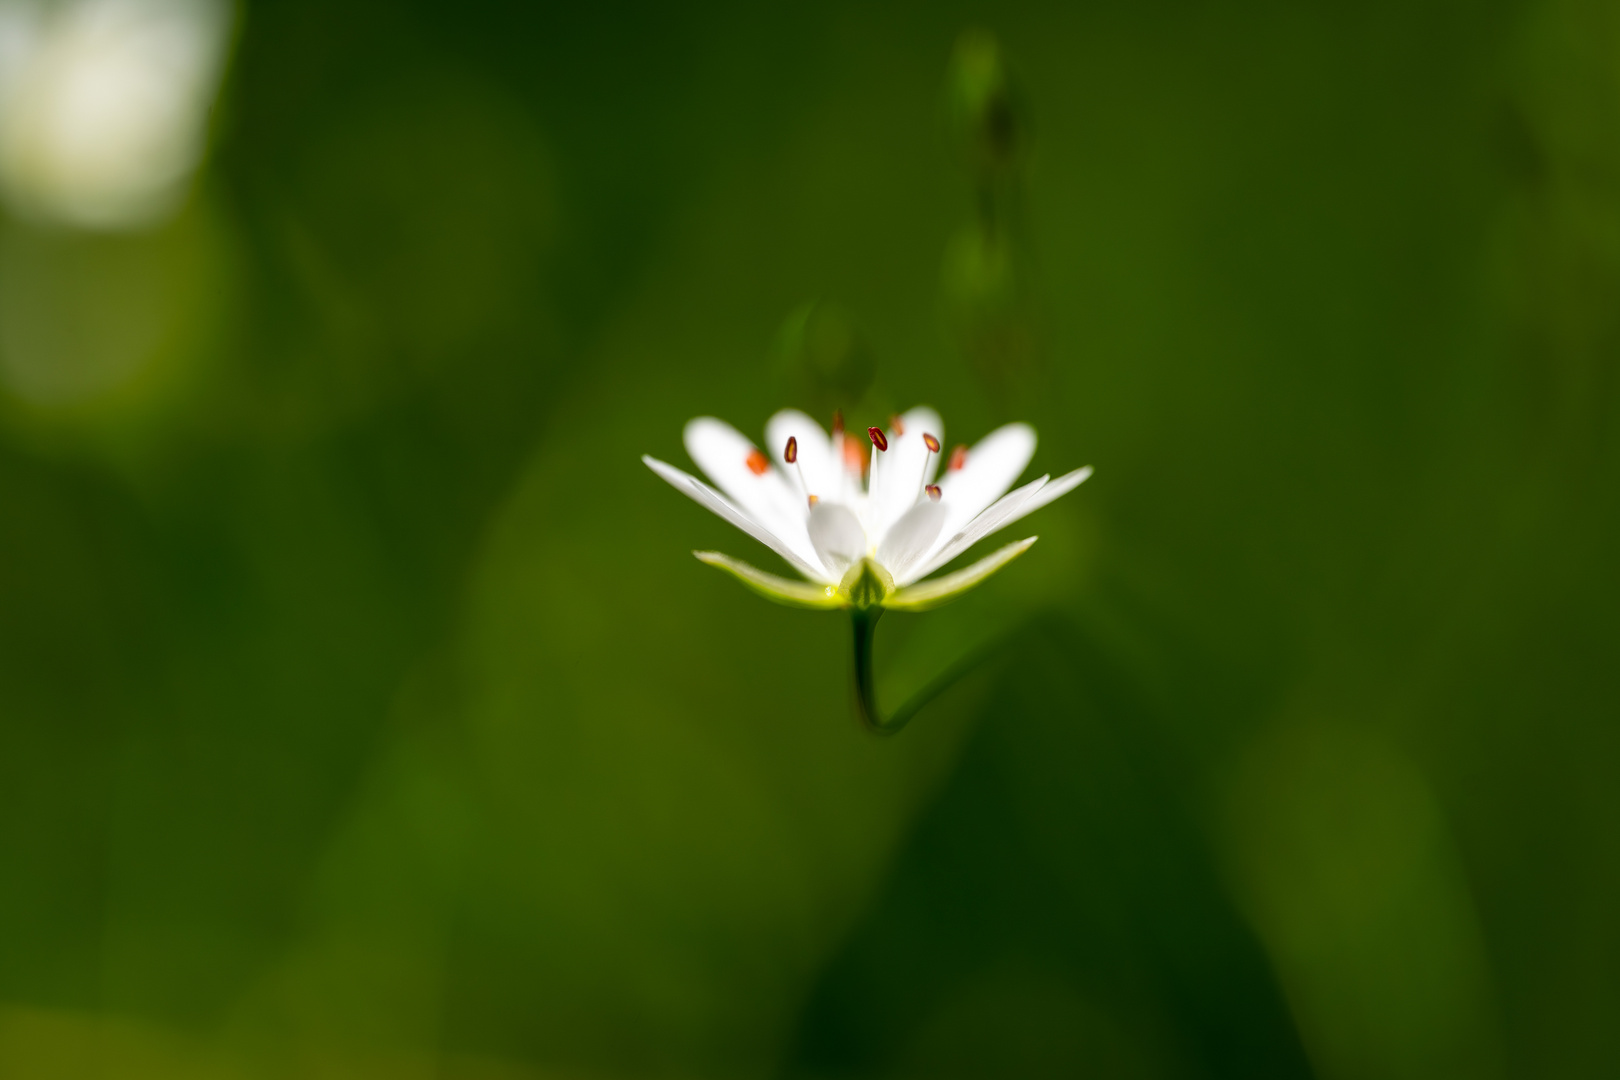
left=867, top=406, right=944, bottom=544
left=684, top=417, right=810, bottom=543
left=936, top=422, right=1036, bottom=544
left=1005, top=465, right=1091, bottom=522
left=643, top=455, right=833, bottom=582
left=808, top=501, right=868, bottom=576
left=909, top=466, right=1090, bottom=582
left=902, top=473, right=1046, bottom=584
left=886, top=537, right=1038, bottom=610
left=693, top=551, right=844, bottom=609
left=876, top=499, right=946, bottom=582
left=765, top=409, right=843, bottom=505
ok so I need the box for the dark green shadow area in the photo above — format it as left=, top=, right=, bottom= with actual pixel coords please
left=786, top=614, right=1311, bottom=1079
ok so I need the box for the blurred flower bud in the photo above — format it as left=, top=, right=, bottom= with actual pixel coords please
left=775, top=299, right=876, bottom=410
left=941, top=30, right=1036, bottom=394
left=943, top=29, right=1026, bottom=180
left=942, top=221, right=1034, bottom=390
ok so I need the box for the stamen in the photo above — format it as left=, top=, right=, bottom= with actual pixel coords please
left=784, top=435, right=814, bottom=505
left=949, top=445, right=968, bottom=472
left=867, top=427, right=888, bottom=452
left=746, top=448, right=769, bottom=476
left=889, top=414, right=905, bottom=436
left=915, top=431, right=939, bottom=499
left=926, top=484, right=941, bottom=501
left=808, top=494, right=820, bottom=507
left=843, top=433, right=867, bottom=476
left=831, top=409, right=844, bottom=438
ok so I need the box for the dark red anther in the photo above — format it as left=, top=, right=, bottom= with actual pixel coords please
left=746, top=448, right=769, bottom=476
left=948, top=445, right=968, bottom=472
left=889, top=414, right=905, bottom=436
left=784, top=436, right=798, bottom=464
left=925, top=484, right=941, bottom=501
left=922, top=432, right=940, bottom=454
left=867, top=427, right=888, bottom=452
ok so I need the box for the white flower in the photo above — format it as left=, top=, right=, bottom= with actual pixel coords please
left=0, top=0, right=233, bottom=230
left=643, top=406, right=1090, bottom=610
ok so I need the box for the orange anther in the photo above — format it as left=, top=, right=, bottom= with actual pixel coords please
left=889, top=414, right=905, bottom=436
left=949, top=445, right=968, bottom=472
left=746, top=448, right=769, bottom=476
left=843, top=433, right=867, bottom=474
left=923, top=432, right=940, bottom=454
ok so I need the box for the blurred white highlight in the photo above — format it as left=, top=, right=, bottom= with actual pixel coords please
left=0, top=0, right=231, bottom=229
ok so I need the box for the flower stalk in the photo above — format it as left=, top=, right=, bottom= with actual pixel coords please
left=850, top=606, right=1008, bottom=736
left=850, top=607, right=889, bottom=733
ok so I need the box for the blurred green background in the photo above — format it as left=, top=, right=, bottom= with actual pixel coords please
left=2, top=0, right=1618, bottom=1076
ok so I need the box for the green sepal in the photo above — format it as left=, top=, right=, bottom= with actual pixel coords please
left=840, top=558, right=893, bottom=611
left=885, top=537, right=1037, bottom=611
left=693, top=551, right=844, bottom=609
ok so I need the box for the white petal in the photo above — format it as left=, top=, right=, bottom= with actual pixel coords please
left=909, top=466, right=1091, bottom=581
left=643, top=456, right=833, bottom=583
left=936, top=422, right=1036, bottom=544
left=807, top=501, right=868, bottom=576
left=683, top=417, right=809, bottom=547
left=903, top=474, right=1045, bottom=583
left=866, top=406, right=944, bottom=544
left=887, top=537, right=1039, bottom=610
left=876, top=499, right=946, bottom=582
left=1008, top=465, right=1091, bottom=521
left=765, top=409, right=839, bottom=505
left=693, top=551, right=844, bottom=609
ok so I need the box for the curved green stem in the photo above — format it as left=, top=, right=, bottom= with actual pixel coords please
left=851, top=608, right=1001, bottom=736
